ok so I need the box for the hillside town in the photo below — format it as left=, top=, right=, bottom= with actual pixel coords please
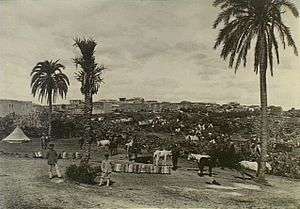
left=0, top=97, right=289, bottom=116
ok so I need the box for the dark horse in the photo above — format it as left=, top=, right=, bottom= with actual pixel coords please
left=197, top=156, right=214, bottom=176
left=188, top=154, right=217, bottom=176
left=191, top=143, right=244, bottom=177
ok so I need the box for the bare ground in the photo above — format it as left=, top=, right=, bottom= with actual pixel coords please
left=0, top=153, right=299, bottom=209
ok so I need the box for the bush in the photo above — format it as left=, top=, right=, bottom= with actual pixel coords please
left=65, top=164, right=101, bottom=184
left=269, top=152, right=300, bottom=179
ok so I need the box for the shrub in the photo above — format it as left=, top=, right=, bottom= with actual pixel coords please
left=269, top=152, right=300, bottom=179
left=65, top=164, right=101, bottom=184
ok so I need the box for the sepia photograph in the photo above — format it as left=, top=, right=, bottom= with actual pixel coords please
left=0, top=0, right=299, bottom=208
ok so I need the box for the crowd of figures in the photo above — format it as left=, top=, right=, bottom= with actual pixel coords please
left=81, top=109, right=299, bottom=178
left=1, top=106, right=299, bottom=178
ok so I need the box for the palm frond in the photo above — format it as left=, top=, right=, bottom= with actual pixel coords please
left=73, top=37, right=106, bottom=96
left=30, top=60, right=69, bottom=104
left=275, top=0, right=299, bottom=17
left=213, top=0, right=298, bottom=76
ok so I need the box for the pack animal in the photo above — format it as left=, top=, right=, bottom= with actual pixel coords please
left=153, top=150, right=172, bottom=166
left=188, top=153, right=213, bottom=176
left=239, top=161, right=272, bottom=173
left=96, top=140, right=110, bottom=147
left=185, top=135, right=199, bottom=142
left=216, top=146, right=271, bottom=179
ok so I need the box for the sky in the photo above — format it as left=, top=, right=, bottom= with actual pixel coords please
left=0, top=0, right=299, bottom=110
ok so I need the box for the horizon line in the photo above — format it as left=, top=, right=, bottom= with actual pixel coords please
left=0, top=97, right=297, bottom=111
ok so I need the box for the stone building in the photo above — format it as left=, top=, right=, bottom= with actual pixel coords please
left=93, top=100, right=119, bottom=114
left=0, top=99, right=35, bottom=117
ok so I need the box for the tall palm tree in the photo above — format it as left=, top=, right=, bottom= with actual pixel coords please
left=213, top=0, right=298, bottom=182
left=73, top=38, right=105, bottom=164
left=31, top=60, right=70, bottom=138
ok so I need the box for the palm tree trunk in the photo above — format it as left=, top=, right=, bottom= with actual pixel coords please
left=48, top=91, right=53, bottom=139
left=80, top=74, right=93, bottom=165
left=90, top=91, right=93, bottom=114
left=257, top=61, right=268, bottom=182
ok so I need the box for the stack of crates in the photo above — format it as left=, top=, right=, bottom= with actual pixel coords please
left=113, top=163, right=171, bottom=174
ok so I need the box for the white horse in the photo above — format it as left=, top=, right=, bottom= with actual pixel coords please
left=153, top=150, right=172, bottom=166
left=239, top=161, right=272, bottom=172
left=96, top=139, right=110, bottom=147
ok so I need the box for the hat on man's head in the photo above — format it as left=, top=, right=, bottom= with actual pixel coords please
left=49, top=143, right=55, bottom=148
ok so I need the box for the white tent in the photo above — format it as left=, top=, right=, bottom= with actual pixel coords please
left=2, top=126, right=31, bottom=143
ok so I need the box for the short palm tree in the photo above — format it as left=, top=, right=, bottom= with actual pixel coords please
left=213, top=0, right=298, bottom=182
left=73, top=38, right=105, bottom=164
left=31, top=60, right=70, bottom=138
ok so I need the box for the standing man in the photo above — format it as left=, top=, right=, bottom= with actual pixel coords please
left=255, top=143, right=262, bottom=177
left=46, top=143, right=62, bottom=179
left=40, top=134, right=45, bottom=149
left=127, top=137, right=136, bottom=161
left=99, top=153, right=113, bottom=186
left=44, top=135, right=50, bottom=149
left=171, top=143, right=180, bottom=170
left=79, top=137, right=84, bottom=150
left=109, top=136, right=117, bottom=156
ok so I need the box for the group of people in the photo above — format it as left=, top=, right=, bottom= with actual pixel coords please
left=46, top=144, right=113, bottom=186
left=45, top=139, right=113, bottom=187
left=43, top=129, right=262, bottom=187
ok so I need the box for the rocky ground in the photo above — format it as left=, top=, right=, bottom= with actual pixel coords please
left=0, top=153, right=299, bottom=209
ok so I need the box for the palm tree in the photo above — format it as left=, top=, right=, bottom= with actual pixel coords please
left=213, top=0, right=298, bottom=182
left=73, top=38, right=105, bottom=164
left=31, top=60, right=70, bottom=138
